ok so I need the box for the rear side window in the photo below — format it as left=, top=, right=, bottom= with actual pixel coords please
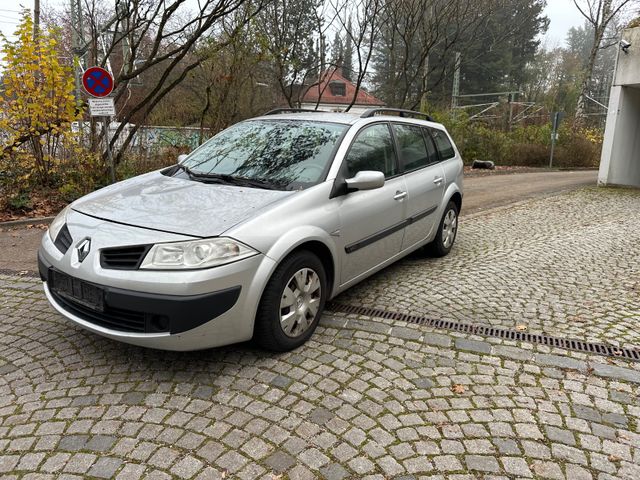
left=344, top=124, right=397, bottom=178
left=429, top=128, right=456, bottom=160
left=392, top=124, right=430, bottom=172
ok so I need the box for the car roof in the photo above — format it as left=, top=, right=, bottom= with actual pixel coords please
left=252, top=112, right=445, bottom=129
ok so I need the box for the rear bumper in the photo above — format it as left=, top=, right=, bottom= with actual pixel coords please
left=39, top=252, right=241, bottom=335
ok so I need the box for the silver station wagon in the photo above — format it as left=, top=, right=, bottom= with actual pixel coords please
left=38, top=108, right=463, bottom=351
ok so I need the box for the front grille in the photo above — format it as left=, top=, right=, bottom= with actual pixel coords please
left=100, top=245, right=151, bottom=270
left=54, top=225, right=73, bottom=253
left=51, top=290, right=148, bottom=333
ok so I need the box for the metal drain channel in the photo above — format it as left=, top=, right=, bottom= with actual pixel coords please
left=327, top=302, right=640, bottom=362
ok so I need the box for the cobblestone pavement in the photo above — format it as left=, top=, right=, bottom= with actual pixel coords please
left=1, top=187, right=639, bottom=479
left=340, top=186, right=640, bottom=350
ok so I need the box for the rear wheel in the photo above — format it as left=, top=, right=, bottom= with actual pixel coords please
left=426, top=200, right=459, bottom=257
left=254, top=250, right=327, bottom=351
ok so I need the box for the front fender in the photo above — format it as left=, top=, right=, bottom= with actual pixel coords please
left=263, top=226, right=340, bottom=297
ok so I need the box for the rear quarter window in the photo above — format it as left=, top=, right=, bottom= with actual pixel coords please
left=430, top=128, right=456, bottom=160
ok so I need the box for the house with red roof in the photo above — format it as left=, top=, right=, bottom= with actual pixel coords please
left=299, top=68, right=385, bottom=114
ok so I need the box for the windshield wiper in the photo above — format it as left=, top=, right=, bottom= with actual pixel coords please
left=175, top=163, right=197, bottom=179
left=186, top=171, right=283, bottom=190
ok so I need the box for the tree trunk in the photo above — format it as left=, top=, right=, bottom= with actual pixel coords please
left=573, top=30, right=602, bottom=128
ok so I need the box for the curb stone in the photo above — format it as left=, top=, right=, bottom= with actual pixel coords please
left=0, top=216, right=54, bottom=228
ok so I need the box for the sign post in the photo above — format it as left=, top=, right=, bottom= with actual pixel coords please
left=549, top=112, right=565, bottom=169
left=82, top=67, right=116, bottom=183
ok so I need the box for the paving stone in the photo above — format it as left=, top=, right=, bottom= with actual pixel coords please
left=319, top=463, right=349, bottom=480
left=501, top=457, right=532, bottom=477
left=87, top=457, right=123, bottom=479
left=265, top=451, right=296, bottom=473
left=546, top=426, right=576, bottom=446
left=531, top=461, right=565, bottom=480
left=171, top=455, right=204, bottom=479
left=455, top=338, right=492, bottom=354
left=348, top=456, right=376, bottom=474
left=465, top=455, right=500, bottom=473
left=535, top=354, right=587, bottom=372
left=0, top=455, right=20, bottom=472
left=551, top=443, right=588, bottom=465
left=391, top=326, right=422, bottom=340
left=309, top=407, right=334, bottom=425
left=433, top=455, right=463, bottom=472
left=423, top=333, right=452, bottom=348
left=592, top=364, right=640, bottom=384
left=565, top=463, right=593, bottom=480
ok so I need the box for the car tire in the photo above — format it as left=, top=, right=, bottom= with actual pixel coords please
left=426, top=200, right=459, bottom=257
left=254, top=250, right=327, bottom=351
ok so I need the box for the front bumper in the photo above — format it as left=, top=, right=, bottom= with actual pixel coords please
left=38, top=210, right=277, bottom=351
left=39, top=253, right=241, bottom=335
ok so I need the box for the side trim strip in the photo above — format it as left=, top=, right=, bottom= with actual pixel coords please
left=409, top=205, right=437, bottom=224
left=345, top=205, right=437, bottom=254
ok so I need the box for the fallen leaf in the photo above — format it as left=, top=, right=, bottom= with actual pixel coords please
left=451, top=384, right=465, bottom=394
left=516, top=325, right=528, bottom=331
left=609, top=454, right=622, bottom=462
left=18, top=271, right=28, bottom=276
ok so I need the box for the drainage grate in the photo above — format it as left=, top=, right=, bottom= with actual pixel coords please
left=327, top=302, right=640, bottom=362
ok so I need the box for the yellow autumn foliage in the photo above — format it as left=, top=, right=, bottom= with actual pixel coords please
left=0, top=10, right=81, bottom=187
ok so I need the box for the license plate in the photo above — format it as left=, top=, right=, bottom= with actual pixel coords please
left=50, top=270, right=105, bottom=312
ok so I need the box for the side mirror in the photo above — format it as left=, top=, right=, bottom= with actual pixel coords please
left=345, top=171, right=385, bottom=191
left=177, top=154, right=188, bottom=164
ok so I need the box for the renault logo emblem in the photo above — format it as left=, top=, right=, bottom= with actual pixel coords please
left=76, top=238, right=91, bottom=263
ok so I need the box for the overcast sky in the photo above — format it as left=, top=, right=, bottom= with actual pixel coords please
left=1, top=0, right=585, bottom=46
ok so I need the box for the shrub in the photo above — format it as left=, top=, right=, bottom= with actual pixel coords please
left=427, top=107, right=602, bottom=168
left=510, top=143, right=550, bottom=167
left=555, top=134, right=600, bottom=168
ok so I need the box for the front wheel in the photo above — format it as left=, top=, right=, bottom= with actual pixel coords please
left=254, top=251, right=327, bottom=351
left=426, top=200, right=459, bottom=257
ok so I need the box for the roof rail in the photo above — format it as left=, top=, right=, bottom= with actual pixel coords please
left=264, top=108, right=327, bottom=115
left=361, top=108, right=433, bottom=121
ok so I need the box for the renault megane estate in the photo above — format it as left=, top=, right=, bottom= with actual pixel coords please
left=38, top=108, right=463, bottom=351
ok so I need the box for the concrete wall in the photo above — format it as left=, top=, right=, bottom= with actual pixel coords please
left=599, top=85, right=640, bottom=187
left=614, top=27, right=640, bottom=87
left=598, top=26, right=640, bottom=188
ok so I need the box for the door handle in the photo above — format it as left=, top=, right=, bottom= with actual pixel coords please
left=394, top=191, right=408, bottom=201
left=433, top=176, right=444, bottom=185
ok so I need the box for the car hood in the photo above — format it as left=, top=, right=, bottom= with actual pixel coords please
left=71, top=171, right=296, bottom=237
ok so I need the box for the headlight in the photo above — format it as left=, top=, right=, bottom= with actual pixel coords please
left=48, top=205, right=71, bottom=242
left=140, top=237, right=258, bottom=270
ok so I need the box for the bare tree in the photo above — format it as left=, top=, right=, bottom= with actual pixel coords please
left=372, top=0, right=545, bottom=110
left=255, top=0, right=324, bottom=107
left=77, top=0, right=261, bottom=163
left=328, top=0, right=385, bottom=112
left=572, top=0, right=637, bottom=125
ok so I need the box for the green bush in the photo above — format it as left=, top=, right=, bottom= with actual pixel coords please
left=510, top=143, right=550, bottom=167
left=555, top=135, right=600, bottom=168
left=428, top=108, right=602, bottom=168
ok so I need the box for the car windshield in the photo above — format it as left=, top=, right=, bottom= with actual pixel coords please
left=180, top=119, right=347, bottom=190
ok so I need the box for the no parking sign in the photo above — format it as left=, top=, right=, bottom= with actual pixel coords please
left=82, top=66, right=116, bottom=183
left=82, top=66, right=114, bottom=98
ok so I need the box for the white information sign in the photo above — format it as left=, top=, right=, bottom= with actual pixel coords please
left=88, top=98, right=116, bottom=117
